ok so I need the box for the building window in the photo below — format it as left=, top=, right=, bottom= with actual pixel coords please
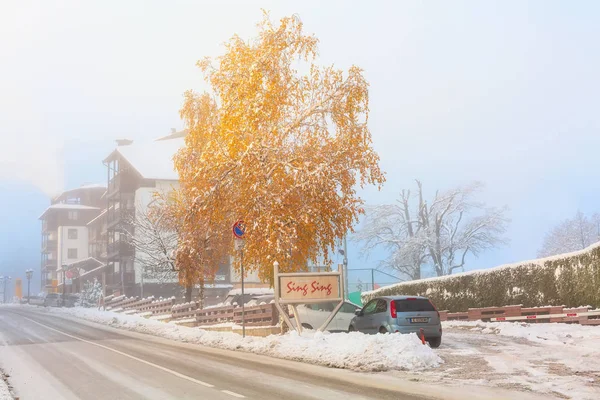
left=67, top=248, right=78, bottom=259
left=68, top=229, right=78, bottom=239
left=68, top=210, right=78, bottom=220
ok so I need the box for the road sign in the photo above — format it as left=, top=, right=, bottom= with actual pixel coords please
left=65, top=279, right=73, bottom=285
left=232, top=220, right=246, bottom=239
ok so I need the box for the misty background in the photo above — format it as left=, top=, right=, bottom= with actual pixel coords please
left=1, top=0, right=599, bottom=293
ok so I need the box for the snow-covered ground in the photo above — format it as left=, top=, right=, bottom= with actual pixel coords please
left=44, top=306, right=441, bottom=372
left=0, top=370, right=12, bottom=400
left=387, top=321, right=600, bottom=400
left=38, top=306, right=600, bottom=399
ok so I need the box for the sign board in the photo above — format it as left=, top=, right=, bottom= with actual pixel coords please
left=232, top=220, right=245, bottom=239
left=279, top=275, right=340, bottom=301
left=273, top=262, right=345, bottom=333
left=15, top=279, right=22, bottom=299
left=65, top=279, right=73, bottom=285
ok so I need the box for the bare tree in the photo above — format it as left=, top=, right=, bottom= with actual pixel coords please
left=124, top=200, right=178, bottom=292
left=355, top=180, right=509, bottom=279
left=538, top=210, right=599, bottom=257
left=354, top=190, right=428, bottom=280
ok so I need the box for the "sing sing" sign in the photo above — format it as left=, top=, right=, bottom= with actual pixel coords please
left=278, top=275, right=340, bottom=301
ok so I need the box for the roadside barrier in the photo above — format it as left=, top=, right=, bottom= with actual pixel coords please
left=443, top=304, right=600, bottom=325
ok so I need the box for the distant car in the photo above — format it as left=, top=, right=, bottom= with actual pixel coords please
left=64, top=293, right=80, bottom=308
left=349, top=296, right=442, bottom=348
left=292, top=301, right=361, bottom=332
left=44, top=293, right=61, bottom=307
left=223, top=288, right=274, bottom=307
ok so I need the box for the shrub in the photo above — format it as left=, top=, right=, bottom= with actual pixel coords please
left=362, top=243, right=600, bottom=311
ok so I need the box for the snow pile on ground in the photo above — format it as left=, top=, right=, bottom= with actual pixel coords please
left=0, top=371, right=12, bottom=400
left=430, top=320, right=600, bottom=399
left=48, top=307, right=442, bottom=372
left=443, top=320, right=600, bottom=348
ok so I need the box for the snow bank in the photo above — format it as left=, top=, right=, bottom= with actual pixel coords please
left=48, top=307, right=442, bottom=372
left=0, top=373, right=11, bottom=400
left=443, top=320, right=600, bottom=348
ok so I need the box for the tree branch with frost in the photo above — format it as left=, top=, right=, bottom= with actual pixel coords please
left=123, top=200, right=178, bottom=284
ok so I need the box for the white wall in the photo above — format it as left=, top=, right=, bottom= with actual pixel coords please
left=57, top=226, right=89, bottom=283
left=133, top=180, right=179, bottom=284
left=229, top=256, right=263, bottom=284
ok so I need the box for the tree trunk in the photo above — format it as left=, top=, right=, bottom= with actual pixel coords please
left=185, top=284, right=192, bottom=302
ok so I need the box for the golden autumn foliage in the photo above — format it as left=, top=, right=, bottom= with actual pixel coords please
left=173, top=13, right=385, bottom=284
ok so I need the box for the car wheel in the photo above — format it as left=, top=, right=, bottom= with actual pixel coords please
left=379, top=327, right=388, bottom=334
left=301, top=323, right=313, bottom=330
left=348, top=325, right=355, bottom=332
left=428, top=337, right=442, bottom=348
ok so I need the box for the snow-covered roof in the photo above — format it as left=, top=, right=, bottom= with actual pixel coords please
left=38, top=204, right=101, bottom=219
left=52, top=183, right=106, bottom=201
left=154, top=129, right=188, bottom=142
left=110, top=137, right=185, bottom=181
left=86, top=208, right=108, bottom=226
left=78, top=264, right=106, bottom=278
left=62, top=257, right=105, bottom=272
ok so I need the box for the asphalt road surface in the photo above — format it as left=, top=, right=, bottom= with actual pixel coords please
left=0, top=306, right=544, bottom=400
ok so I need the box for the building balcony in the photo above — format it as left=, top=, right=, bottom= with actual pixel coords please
left=106, top=208, right=134, bottom=230
left=42, top=239, right=57, bottom=252
left=107, top=240, right=134, bottom=260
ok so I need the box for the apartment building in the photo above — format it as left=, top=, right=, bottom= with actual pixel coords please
left=102, top=137, right=185, bottom=297
left=39, top=184, right=105, bottom=293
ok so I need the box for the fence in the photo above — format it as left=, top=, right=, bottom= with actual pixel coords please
left=103, top=295, right=280, bottom=328
left=101, top=295, right=600, bottom=332
left=442, top=305, right=600, bottom=325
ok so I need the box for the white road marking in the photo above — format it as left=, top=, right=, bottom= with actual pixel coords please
left=222, top=390, right=246, bottom=398
left=24, top=317, right=215, bottom=388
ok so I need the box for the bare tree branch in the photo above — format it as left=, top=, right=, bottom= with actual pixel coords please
left=355, top=180, right=509, bottom=278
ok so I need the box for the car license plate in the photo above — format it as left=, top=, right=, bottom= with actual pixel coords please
left=410, top=317, right=429, bottom=323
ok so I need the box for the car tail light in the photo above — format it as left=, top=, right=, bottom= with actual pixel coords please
left=406, top=297, right=417, bottom=300
left=390, top=300, right=397, bottom=318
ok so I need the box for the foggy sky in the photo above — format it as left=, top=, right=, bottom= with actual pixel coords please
left=1, top=1, right=599, bottom=286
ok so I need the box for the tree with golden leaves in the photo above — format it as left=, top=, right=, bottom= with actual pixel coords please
left=174, top=13, right=385, bottom=285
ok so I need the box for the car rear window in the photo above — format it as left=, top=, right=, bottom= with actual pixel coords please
left=394, top=299, right=435, bottom=312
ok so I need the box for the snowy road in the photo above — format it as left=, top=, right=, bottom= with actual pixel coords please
left=389, top=322, right=600, bottom=400
left=0, top=306, right=528, bottom=400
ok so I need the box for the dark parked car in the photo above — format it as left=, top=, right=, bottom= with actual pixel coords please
left=349, top=295, right=443, bottom=348
left=44, top=293, right=61, bottom=307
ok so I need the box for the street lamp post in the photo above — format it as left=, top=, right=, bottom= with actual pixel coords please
left=26, top=269, right=33, bottom=304
left=0, top=276, right=12, bottom=303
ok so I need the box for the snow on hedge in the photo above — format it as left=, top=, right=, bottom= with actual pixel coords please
left=363, top=242, right=600, bottom=311
left=48, top=307, right=442, bottom=372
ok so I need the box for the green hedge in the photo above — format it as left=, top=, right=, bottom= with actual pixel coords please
left=362, top=244, right=600, bottom=312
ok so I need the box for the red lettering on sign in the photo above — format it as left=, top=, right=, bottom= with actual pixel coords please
left=526, top=315, right=536, bottom=319
left=286, top=281, right=308, bottom=296
left=311, top=281, right=332, bottom=296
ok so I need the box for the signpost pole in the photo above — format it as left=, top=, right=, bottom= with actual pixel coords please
left=232, top=220, right=246, bottom=338
left=62, top=265, right=66, bottom=307
left=241, top=247, right=245, bottom=338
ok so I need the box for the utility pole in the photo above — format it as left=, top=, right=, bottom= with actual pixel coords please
left=26, top=269, right=33, bottom=304
left=343, top=236, right=349, bottom=300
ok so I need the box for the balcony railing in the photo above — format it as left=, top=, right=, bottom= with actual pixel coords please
left=107, top=240, right=134, bottom=259
left=42, top=239, right=57, bottom=252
